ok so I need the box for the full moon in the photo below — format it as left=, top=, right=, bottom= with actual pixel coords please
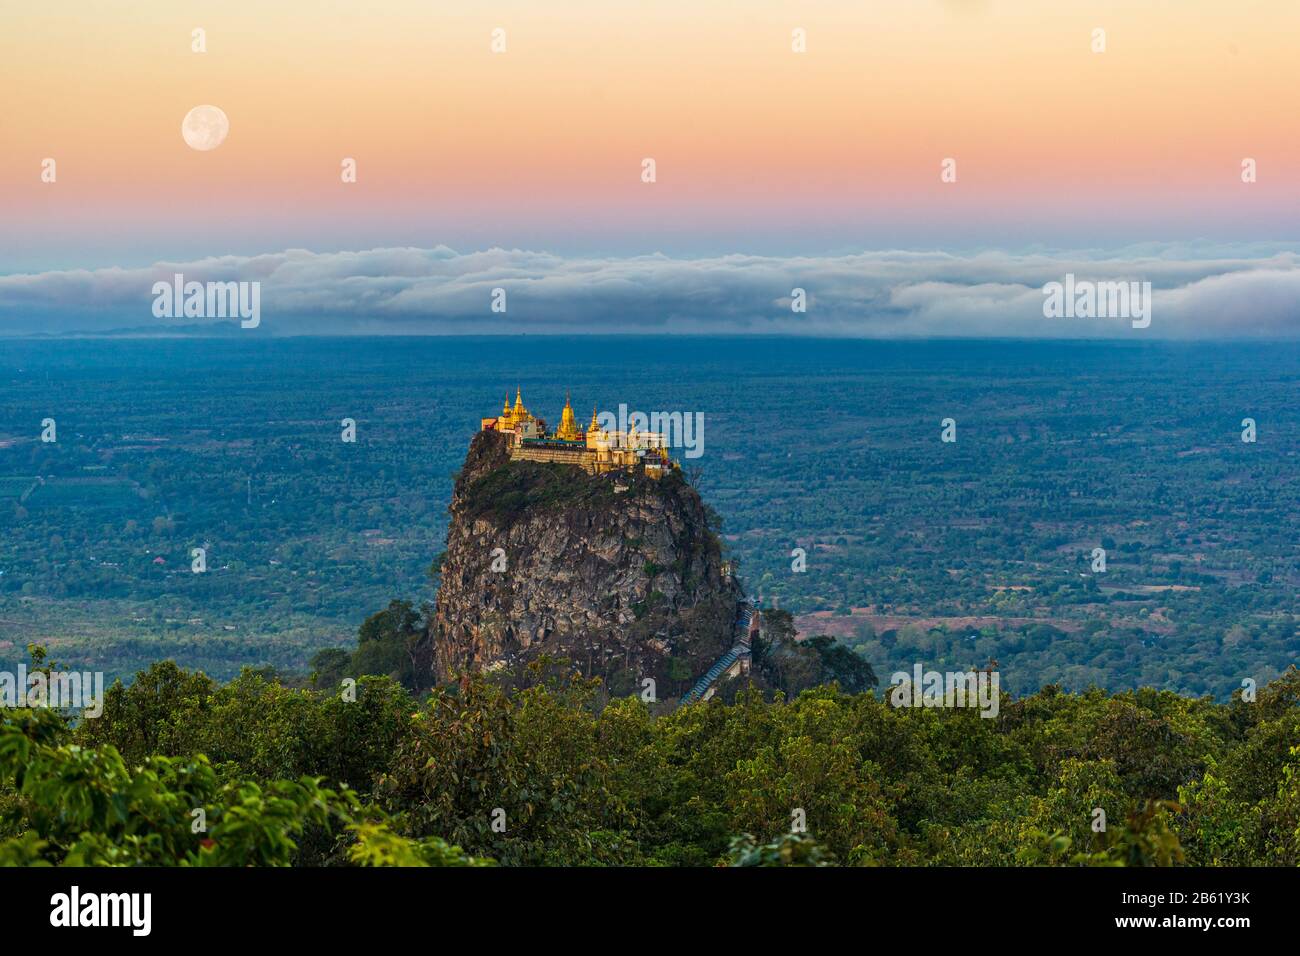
left=181, top=105, right=229, bottom=151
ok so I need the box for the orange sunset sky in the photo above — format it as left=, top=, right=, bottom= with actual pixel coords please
left=1, top=0, right=1297, bottom=272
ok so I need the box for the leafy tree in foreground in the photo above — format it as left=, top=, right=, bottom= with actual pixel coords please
left=0, top=707, right=488, bottom=867
left=727, top=832, right=833, bottom=867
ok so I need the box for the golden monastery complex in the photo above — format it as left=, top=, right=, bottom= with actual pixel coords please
left=481, top=389, right=678, bottom=478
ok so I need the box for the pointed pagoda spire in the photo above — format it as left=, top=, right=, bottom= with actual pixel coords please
left=556, top=389, right=582, bottom=441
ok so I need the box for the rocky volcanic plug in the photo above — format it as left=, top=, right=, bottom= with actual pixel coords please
left=429, top=429, right=742, bottom=693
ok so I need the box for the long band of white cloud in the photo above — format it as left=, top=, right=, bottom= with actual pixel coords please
left=1, top=244, right=1297, bottom=337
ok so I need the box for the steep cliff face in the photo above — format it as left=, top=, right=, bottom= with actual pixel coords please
left=430, top=430, right=741, bottom=692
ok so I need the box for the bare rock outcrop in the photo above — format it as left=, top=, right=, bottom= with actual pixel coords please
left=429, top=430, right=741, bottom=694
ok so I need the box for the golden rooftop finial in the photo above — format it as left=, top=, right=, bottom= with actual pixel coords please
left=556, top=389, right=582, bottom=441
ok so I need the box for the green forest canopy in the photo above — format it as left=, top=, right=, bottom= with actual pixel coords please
left=4, top=647, right=1300, bottom=867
